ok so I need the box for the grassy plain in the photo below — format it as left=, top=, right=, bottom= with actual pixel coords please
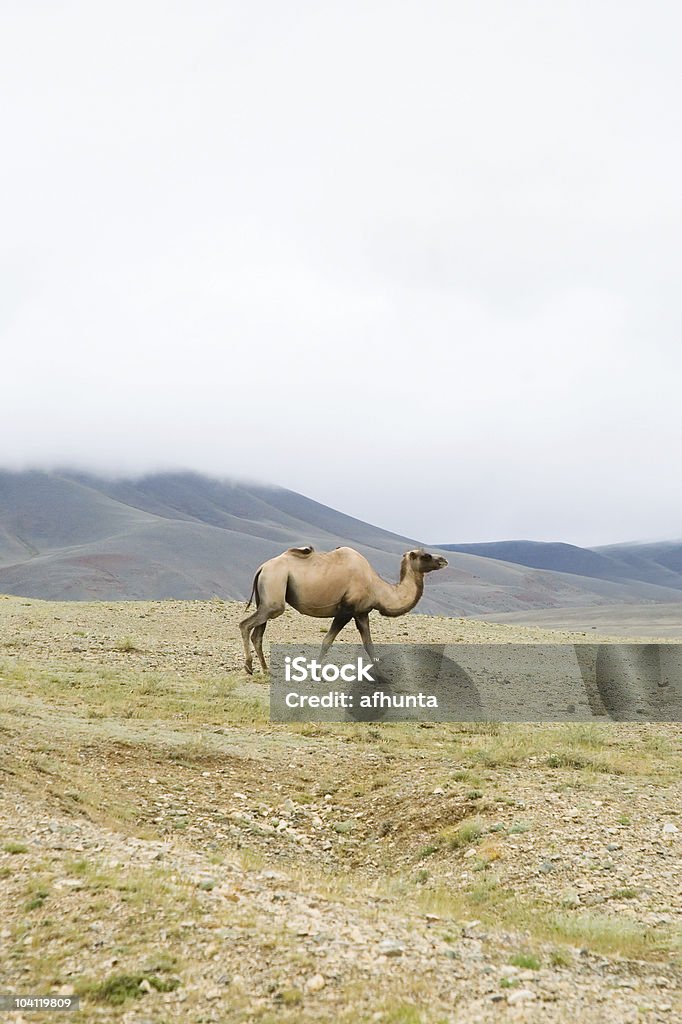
left=0, top=596, right=680, bottom=1022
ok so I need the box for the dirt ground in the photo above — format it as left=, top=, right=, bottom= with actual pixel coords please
left=0, top=595, right=680, bottom=1023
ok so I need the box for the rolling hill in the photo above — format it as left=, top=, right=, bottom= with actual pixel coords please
left=2, top=470, right=682, bottom=619
left=439, top=539, right=682, bottom=592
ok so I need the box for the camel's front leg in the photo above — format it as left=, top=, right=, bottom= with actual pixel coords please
left=354, top=613, right=377, bottom=662
left=320, top=610, right=353, bottom=660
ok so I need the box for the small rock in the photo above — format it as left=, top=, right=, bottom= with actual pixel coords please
left=539, top=861, right=554, bottom=873
left=58, top=985, right=75, bottom=996
left=433, top=787, right=445, bottom=796
left=507, top=988, right=537, bottom=1005
left=662, top=822, right=678, bottom=834
left=378, top=940, right=404, bottom=957
left=198, top=878, right=216, bottom=891
left=139, top=979, right=152, bottom=993
left=305, top=973, right=326, bottom=992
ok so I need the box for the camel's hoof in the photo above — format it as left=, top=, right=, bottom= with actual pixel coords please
left=244, top=663, right=253, bottom=675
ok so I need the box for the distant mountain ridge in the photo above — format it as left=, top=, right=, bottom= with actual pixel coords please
left=438, top=540, right=682, bottom=592
left=1, top=469, right=682, bottom=617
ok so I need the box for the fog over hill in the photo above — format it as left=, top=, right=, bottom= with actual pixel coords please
left=1, top=470, right=682, bottom=619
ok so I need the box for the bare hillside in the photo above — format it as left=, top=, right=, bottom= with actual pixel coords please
left=2, top=471, right=682, bottom=621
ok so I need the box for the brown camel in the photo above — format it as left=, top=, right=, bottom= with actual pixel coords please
left=239, top=545, right=448, bottom=674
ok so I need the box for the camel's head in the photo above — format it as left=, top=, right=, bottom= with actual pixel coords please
left=405, top=549, right=449, bottom=574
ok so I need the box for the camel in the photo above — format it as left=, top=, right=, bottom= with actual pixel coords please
left=239, top=545, right=448, bottom=674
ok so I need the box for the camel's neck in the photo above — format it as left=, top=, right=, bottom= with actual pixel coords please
left=374, top=565, right=424, bottom=617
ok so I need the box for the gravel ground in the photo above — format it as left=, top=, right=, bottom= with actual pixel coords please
left=0, top=596, right=680, bottom=1023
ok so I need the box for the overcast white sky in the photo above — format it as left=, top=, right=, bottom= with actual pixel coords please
left=2, top=1, right=681, bottom=546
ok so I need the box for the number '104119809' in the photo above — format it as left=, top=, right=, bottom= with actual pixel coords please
left=0, top=996, right=79, bottom=1010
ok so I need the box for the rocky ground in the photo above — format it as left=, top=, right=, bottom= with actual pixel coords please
left=0, top=595, right=680, bottom=1023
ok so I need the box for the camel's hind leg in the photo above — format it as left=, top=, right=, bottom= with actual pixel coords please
left=239, top=604, right=284, bottom=674
left=251, top=623, right=268, bottom=674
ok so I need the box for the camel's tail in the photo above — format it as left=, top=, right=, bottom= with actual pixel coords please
left=245, top=567, right=262, bottom=609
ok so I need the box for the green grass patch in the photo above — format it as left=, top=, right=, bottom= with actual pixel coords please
left=3, top=841, right=28, bottom=854
left=508, top=820, right=532, bottom=834
left=0, top=656, right=262, bottom=727
left=382, top=1005, right=424, bottom=1024
left=549, top=948, right=572, bottom=967
left=114, top=637, right=140, bottom=654
left=418, top=844, right=439, bottom=860
left=509, top=952, right=541, bottom=970
left=453, top=723, right=680, bottom=778
left=277, top=988, right=303, bottom=1006
left=611, top=887, right=638, bottom=900
left=442, top=819, right=484, bottom=850
left=24, top=889, right=49, bottom=912
left=78, top=971, right=180, bottom=1006
left=417, top=882, right=679, bottom=961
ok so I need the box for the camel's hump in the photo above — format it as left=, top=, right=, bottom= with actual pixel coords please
left=287, top=545, right=315, bottom=557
